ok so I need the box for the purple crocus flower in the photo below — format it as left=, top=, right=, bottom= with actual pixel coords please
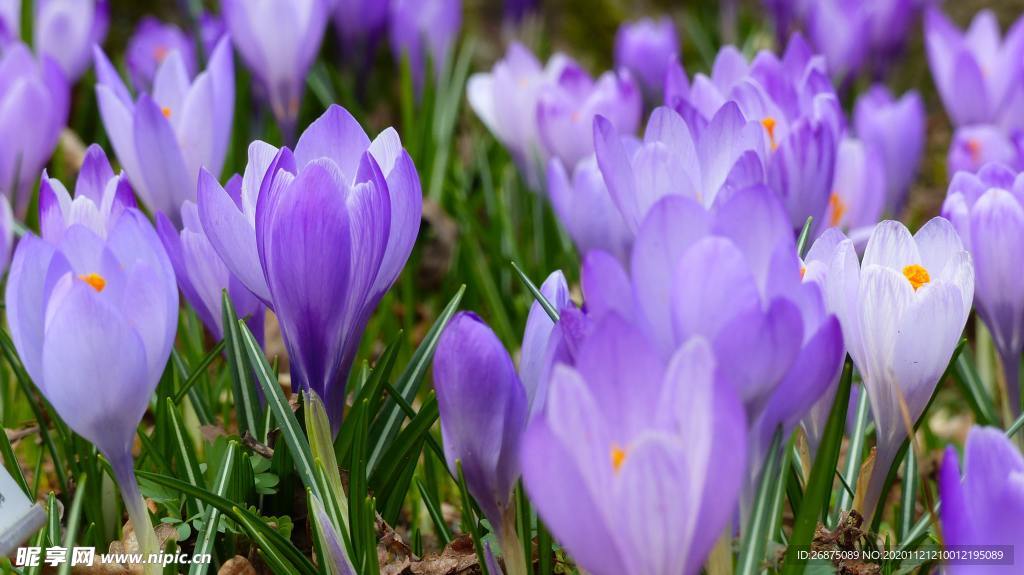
left=388, top=0, right=461, bottom=94
left=593, top=104, right=766, bottom=230
left=521, top=316, right=747, bottom=575
left=854, top=86, right=925, bottom=215
left=433, top=312, right=529, bottom=574
left=807, top=0, right=870, bottom=83
left=504, top=0, right=537, bottom=24
left=94, top=36, right=234, bottom=224
left=0, top=43, right=68, bottom=213
left=32, top=0, right=108, bottom=81
left=826, top=219, right=973, bottom=521
left=939, top=426, right=1024, bottom=574
left=332, top=0, right=387, bottom=51
left=38, top=144, right=135, bottom=243
left=943, top=163, right=1024, bottom=414
left=467, top=43, right=567, bottom=190
left=613, top=17, right=679, bottom=100
left=547, top=156, right=632, bottom=263
left=156, top=199, right=265, bottom=341
left=823, top=137, right=886, bottom=240
left=537, top=60, right=642, bottom=170
left=199, top=12, right=227, bottom=57
left=125, top=17, right=197, bottom=93
left=198, top=105, right=422, bottom=430
left=6, top=185, right=176, bottom=563
left=681, top=36, right=842, bottom=233
left=948, top=125, right=1024, bottom=176
left=925, top=8, right=1024, bottom=129
left=580, top=186, right=843, bottom=493
left=222, top=0, right=328, bottom=137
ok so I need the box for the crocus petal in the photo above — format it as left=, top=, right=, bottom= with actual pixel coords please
left=294, top=104, right=371, bottom=180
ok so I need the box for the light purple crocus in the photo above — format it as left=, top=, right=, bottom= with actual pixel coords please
left=332, top=0, right=387, bottom=51
left=943, top=163, right=1024, bottom=414
left=948, top=125, right=1024, bottom=176
left=681, top=36, right=842, bottom=233
left=613, top=17, right=679, bottom=100
left=826, top=219, right=973, bottom=521
left=854, top=86, right=925, bottom=215
left=925, top=8, right=1024, bottom=129
left=537, top=60, right=642, bottom=170
left=94, top=36, right=234, bottom=224
left=6, top=179, right=177, bottom=566
left=31, top=0, right=109, bottom=81
left=125, top=17, right=197, bottom=93
left=467, top=43, right=567, bottom=190
left=156, top=198, right=264, bottom=341
left=580, top=186, right=843, bottom=493
left=0, top=43, right=68, bottom=213
left=547, top=156, right=632, bottom=263
left=434, top=312, right=530, bottom=574
left=198, top=105, right=422, bottom=430
left=807, top=0, right=870, bottom=83
left=38, top=144, right=135, bottom=243
left=593, top=104, right=766, bottom=231
left=939, top=427, right=1024, bottom=574
left=222, top=0, right=327, bottom=137
left=388, top=0, right=461, bottom=94
left=822, top=137, right=886, bottom=241
left=521, top=316, right=747, bottom=575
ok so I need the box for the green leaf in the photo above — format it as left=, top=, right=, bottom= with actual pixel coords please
left=897, top=447, right=917, bottom=540
left=304, top=392, right=350, bottom=541
left=223, top=291, right=263, bottom=435
left=0, top=329, right=68, bottom=492
left=171, top=339, right=226, bottom=404
left=370, top=393, right=438, bottom=503
left=335, top=335, right=402, bottom=465
left=796, top=216, right=814, bottom=257
left=164, top=398, right=206, bottom=517
left=237, top=317, right=321, bottom=502
left=188, top=441, right=238, bottom=575
left=511, top=260, right=559, bottom=322
left=832, top=380, right=870, bottom=526
left=368, top=285, right=464, bottom=474
left=416, top=479, right=452, bottom=546
left=737, top=427, right=784, bottom=575
left=783, top=358, right=853, bottom=574
left=0, top=409, right=30, bottom=496
left=137, top=470, right=317, bottom=575
left=457, top=461, right=490, bottom=575
left=951, top=346, right=999, bottom=426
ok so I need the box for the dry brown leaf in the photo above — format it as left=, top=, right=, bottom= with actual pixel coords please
left=218, top=555, right=258, bottom=575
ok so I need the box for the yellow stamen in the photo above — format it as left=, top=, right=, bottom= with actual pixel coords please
left=78, top=273, right=106, bottom=292
left=610, top=444, right=627, bottom=473
left=829, top=192, right=847, bottom=228
left=161, top=106, right=172, bottom=118
left=800, top=265, right=807, bottom=280
left=153, top=45, right=168, bottom=62
left=902, top=264, right=930, bottom=291
left=761, top=117, right=778, bottom=151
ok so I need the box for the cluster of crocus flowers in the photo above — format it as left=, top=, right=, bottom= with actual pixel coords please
left=222, top=0, right=328, bottom=138
left=198, top=105, right=422, bottom=431
left=613, top=17, right=679, bottom=101
left=822, top=218, right=974, bottom=520
left=468, top=43, right=641, bottom=189
left=939, top=426, right=1024, bottom=573
left=926, top=8, right=1024, bottom=177
left=672, top=35, right=842, bottom=234
left=94, top=35, right=234, bottom=224
left=943, top=163, right=1024, bottom=414
left=7, top=154, right=177, bottom=569
left=0, top=42, right=68, bottom=213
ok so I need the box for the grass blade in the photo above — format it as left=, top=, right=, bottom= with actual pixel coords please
left=783, top=358, right=853, bottom=574
left=222, top=291, right=263, bottom=436
left=164, top=397, right=206, bottom=517
left=56, top=475, right=88, bottom=575
left=189, top=442, right=237, bottom=575
left=510, top=261, right=559, bottom=322
left=737, top=428, right=784, bottom=575
left=368, top=285, right=464, bottom=474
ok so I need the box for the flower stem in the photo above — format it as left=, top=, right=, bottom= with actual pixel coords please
left=499, top=508, right=529, bottom=575
left=109, top=450, right=161, bottom=575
